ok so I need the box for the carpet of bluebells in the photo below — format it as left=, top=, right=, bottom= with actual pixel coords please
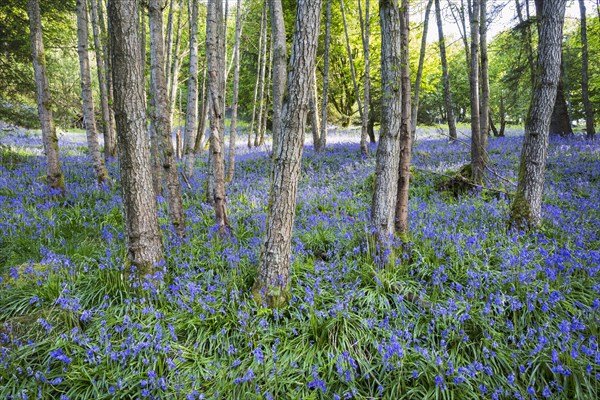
left=1, top=126, right=600, bottom=399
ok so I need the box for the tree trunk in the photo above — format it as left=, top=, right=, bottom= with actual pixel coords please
left=97, top=0, right=117, bottom=156
left=340, top=0, right=366, bottom=154
left=165, top=0, right=176, bottom=88
left=226, top=0, right=243, bottom=182
left=549, top=73, right=572, bottom=136
left=254, top=0, right=322, bottom=308
left=371, top=0, right=402, bottom=239
left=184, top=0, right=200, bottom=177
left=207, top=0, right=229, bottom=234
left=411, top=0, right=433, bottom=139
left=309, top=69, right=321, bottom=150
left=169, top=0, right=184, bottom=124
left=249, top=1, right=267, bottom=148
left=358, top=0, right=371, bottom=154
left=254, top=1, right=269, bottom=147
left=149, top=0, right=186, bottom=238
left=27, top=0, right=65, bottom=195
left=194, top=65, right=208, bottom=153
left=395, top=0, right=412, bottom=238
left=140, top=2, right=146, bottom=75
left=435, top=0, right=458, bottom=142
left=269, top=0, right=287, bottom=154
left=77, top=0, right=109, bottom=184
left=319, top=0, right=331, bottom=150
left=108, top=0, right=163, bottom=274
left=510, top=0, right=567, bottom=227
left=260, top=43, right=272, bottom=146
left=578, top=0, right=595, bottom=139
left=89, top=0, right=115, bottom=160
left=514, top=0, right=535, bottom=85
left=479, top=0, right=490, bottom=164
left=469, top=0, right=483, bottom=183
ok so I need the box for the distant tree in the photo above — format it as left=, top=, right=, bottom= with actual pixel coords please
left=510, top=0, right=567, bottom=227
left=469, top=0, right=484, bottom=183
left=27, top=0, right=65, bottom=195
left=319, top=0, right=331, bottom=150
left=371, top=0, right=402, bottom=239
left=149, top=0, right=186, bottom=238
left=254, top=1, right=269, bottom=147
left=411, top=0, right=433, bottom=139
left=358, top=0, right=371, bottom=152
left=89, top=0, right=116, bottom=159
left=434, top=0, right=458, bottom=142
left=184, top=0, right=200, bottom=177
left=108, top=0, right=163, bottom=273
left=578, top=0, right=595, bottom=139
left=249, top=1, right=267, bottom=148
left=269, top=0, right=287, bottom=154
left=309, top=69, right=321, bottom=149
left=254, top=0, right=322, bottom=307
left=206, top=0, right=229, bottom=234
left=76, top=0, right=109, bottom=185
left=226, top=0, right=243, bottom=182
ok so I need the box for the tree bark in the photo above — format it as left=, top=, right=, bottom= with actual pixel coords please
left=207, top=0, right=229, bottom=234
left=578, top=0, right=595, bottom=139
left=435, top=0, right=458, bottom=142
left=165, top=0, right=176, bottom=88
left=77, top=0, right=109, bottom=185
left=340, top=0, right=366, bottom=154
left=549, top=73, right=572, bottom=136
left=358, top=0, right=371, bottom=153
left=411, top=0, right=433, bottom=139
left=260, top=42, right=272, bottom=146
left=97, top=0, right=117, bottom=156
left=226, top=0, right=243, bottom=182
left=395, top=0, right=412, bottom=237
left=371, top=0, right=402, bottom=239
left=254, top=0, right=322, bottom=308
left=149, top=0, right=186, bottom=237
left=168, top=0, right=184, bottom=125
left=90, top=0, right=116, bottom=160
left=469, top=0, right=483, bottom=183
left=319, top=0, right=331, bottom=150
left=510, top=0, right=567, bottom=227
left=194, top=65, right=208, bottom=153
left=27, top=0, right=65, bottom=195
left=184, top=0, right=200, bottom=177
left=108, top=0, right=163, bottom=274
left=269, top=0, right=287, bottom=154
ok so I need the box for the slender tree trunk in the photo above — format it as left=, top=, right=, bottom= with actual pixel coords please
left=97, top=0, right=117, bottom=156
left=499, top=94, right=506, bottom=136
left=249, top=2, right=267, bottom=148
left=269, top=0, right=287, bottom=154
left=165, top=0, right=176, bottom=88
left=149, top=0, right=186, bottom=237
left=395, top=0, right=412, bottom=237
left=469, top=0, right=483, bottom=183
left=340, top=0, right=365, bottom=151
left=319, top=0, right=331, bottom=150
left=108, top=0, right=163, bottom=274
left=435, top=0, right=458, bottom=142
left=27, top=0, right=65, bottom=195
left=479, top=0, right=490, bottom=164
left=194, top=65, right=208, bottom=153
left=579, top=0, right=595, bottom=139
left=411, top=0, right=433, bottom=139
left=77, top=0, right=109, bottom=184
left=184, top=0, right=200, bottom=177
left=207, top=0, right=229, bottom=234
left=260, top=43, right=272, bottom=146
left=371, top=0, right=402, bottom=239
left=510, top=0, right=566, bottom=227
left=358, top=0, right=371, bottom=154
left=149, top=114, right=162, bottom=196
left=254, top=0, right=322, bottom=308
left=89, top=0, right=115, bottom=160
left=254, top=1, right=269, bottom=147
left=226, top=0, right=243, bottom=182
left=515, top=0, right=535, bottom=85
left=169, top=0, right=184, bottom=124
left=309, top=69, right=321, bottom=149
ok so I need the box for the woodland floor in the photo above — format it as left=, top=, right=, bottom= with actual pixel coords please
left=1, top=125, right=599, bottom=399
